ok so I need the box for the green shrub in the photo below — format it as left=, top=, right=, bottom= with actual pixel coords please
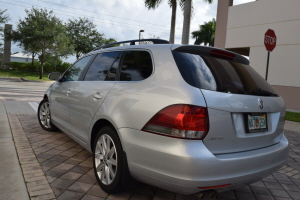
left=8, top=60, right=71, bottom=73
left=9, top=62, right=26, bottom=70
left=9, top=61, right=40, bottom=71
left=43, top=62, right=53, bottom=73
left=56, top=62, right=71, bottom=73
left=25, top=61, right=39, bottom=71
left=9, top=61, right=71, bottom=73
left=43, top=62, right=70, bottom=73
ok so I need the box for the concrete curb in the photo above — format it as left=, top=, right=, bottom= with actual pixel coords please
left=0, top=100, right=30, bottom=200
left=8, top=114, right=56, bottom=200
left=20, top=77, right=53, bottom=83
left=286, top=109, right=300, bottom=113
left=284, top=120, right=300, bottom=132
left=0, top=76, right=54, bottom=83
left=0, top=76, right=22, bottom=81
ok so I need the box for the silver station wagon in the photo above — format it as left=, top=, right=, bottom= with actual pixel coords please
left=38, top=39, right=289, bottom=195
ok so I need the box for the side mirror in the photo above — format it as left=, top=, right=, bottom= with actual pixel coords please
left=48, top=72, right=61, bottom=81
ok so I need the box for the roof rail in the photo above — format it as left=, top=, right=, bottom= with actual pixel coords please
left=92, top=39, right=171, bottom=51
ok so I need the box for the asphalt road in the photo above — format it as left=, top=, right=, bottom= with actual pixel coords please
left=0, top=77, right=54, bottom=102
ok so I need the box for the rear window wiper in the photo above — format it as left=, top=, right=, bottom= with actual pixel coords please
left=251, top=87, right=278, bottom=97
left=218, top=87, right=246, bottom=94
left=218, top=88, right=230, bottom=93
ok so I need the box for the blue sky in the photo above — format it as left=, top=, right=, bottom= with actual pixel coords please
left=1, top=0, right=254, bottom=63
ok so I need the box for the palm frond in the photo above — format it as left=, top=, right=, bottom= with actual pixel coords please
left=191, top=18, right=215, bottom=46
left=168, top=0, right=177, bottom=8
left=145, top=0, right=164, bottom=10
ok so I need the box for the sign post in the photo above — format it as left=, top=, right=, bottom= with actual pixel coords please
left=264, top=29, right=277, bottom=81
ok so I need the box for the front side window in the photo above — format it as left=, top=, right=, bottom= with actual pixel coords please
left=120, top=51, right=153, bottom=81
left=84, top=52, right=121, bottom=81
left=64, top=55, right=93, bottom=81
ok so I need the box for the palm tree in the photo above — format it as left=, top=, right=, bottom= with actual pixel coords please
left=169, top=0, right=177, bottom=44
left=192, top=18, right=216, bottom=46
left=181, top=0, right=213, bottom=44
left=145, top=0, right=184, bottom=44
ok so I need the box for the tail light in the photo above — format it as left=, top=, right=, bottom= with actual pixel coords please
left=142, top=104, right=209, bottom=139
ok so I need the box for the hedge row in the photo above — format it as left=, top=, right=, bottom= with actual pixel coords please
left=8, top=61, right=71, bottom=73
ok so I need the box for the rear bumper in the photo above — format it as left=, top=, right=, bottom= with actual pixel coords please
left=119, top=128, right=289, bottom=195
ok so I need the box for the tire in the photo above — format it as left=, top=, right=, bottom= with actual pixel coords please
left=93, top=126, right=124, bottom=193
left=37, top=98, right=58, bottom=131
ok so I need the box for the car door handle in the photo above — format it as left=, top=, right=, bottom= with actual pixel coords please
left=93, top=93, right=102, bottom=99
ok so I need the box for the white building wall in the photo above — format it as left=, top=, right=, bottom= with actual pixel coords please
left=226, top=0, right=300, bottom=87
left=11, top=57, right=30, bottom=63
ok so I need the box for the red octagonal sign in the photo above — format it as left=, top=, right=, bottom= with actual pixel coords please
left=264, top=29, right=277, bottom=52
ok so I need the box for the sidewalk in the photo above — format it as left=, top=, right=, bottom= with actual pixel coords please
left=0, top=76, right=55, bottom=83
left=0, top=100, right=29, bottom=200
left=1, top=100, right=300, bottom=200
left=285, top=120, right=300, bottom=132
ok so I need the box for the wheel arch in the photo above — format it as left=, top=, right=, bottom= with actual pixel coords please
left=91, top=118, right=136, bottom=192
left=90, top=119, right=121, bottom=152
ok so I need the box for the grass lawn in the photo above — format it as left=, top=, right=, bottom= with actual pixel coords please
left=285, top=111, right=300, bottom=123
left=0, top=69, right=51, bottom=81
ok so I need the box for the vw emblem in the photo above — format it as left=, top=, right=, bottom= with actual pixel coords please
left=258, top=99, right=264, bottom=110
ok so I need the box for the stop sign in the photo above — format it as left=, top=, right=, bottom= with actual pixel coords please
left=264, top=29, right=277, bottom=52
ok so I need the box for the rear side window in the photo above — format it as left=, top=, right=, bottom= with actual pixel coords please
left=106, top=53, right=121, bottom=81
left=84, top=52, right=121, bottom=81
left=120, top=51, right=153, bottom=81
left=172, top=51, right=278, bottom=96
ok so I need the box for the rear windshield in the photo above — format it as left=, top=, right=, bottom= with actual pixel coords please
left=172, top=51, right=278, bottom=97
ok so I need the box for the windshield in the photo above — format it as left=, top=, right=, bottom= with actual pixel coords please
left=172, top=51, right=278, bottom=97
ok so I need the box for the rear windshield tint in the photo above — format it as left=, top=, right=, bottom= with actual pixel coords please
left=172, top=51, right=278, bottom=97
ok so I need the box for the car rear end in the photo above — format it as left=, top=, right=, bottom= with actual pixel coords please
left=121, top=45, right=289, bottom=195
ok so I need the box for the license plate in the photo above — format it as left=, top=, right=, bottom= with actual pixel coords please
left=245, top=113, right=268, bottom=133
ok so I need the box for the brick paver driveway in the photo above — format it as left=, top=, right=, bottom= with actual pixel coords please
left=8, top=114, right=300, bottom=200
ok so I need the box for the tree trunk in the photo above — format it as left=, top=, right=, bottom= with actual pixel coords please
left=54, top=55, right=57, bottom=72
left=31, top=53, right=34, bottom=65
left=39, top=51, right=44, bottom=79
left=169, top=1, right=177, bottom=44
left=39, top=61, right=43, bottom=79
left=181, top=0, right=192, bottom=44
left=76, top=52, right=79, bottom=60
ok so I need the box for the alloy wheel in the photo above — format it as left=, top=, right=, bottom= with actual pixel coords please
left=94, top=134, right=117, bottom=185
left=39, top=102, right=51, bottom=129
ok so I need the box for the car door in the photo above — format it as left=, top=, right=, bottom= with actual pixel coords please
left=50, top=55, right=94, bottom=132
left=68, top=51, right=122, bottom=142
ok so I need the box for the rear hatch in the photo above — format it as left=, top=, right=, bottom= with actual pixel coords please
left=172, top=45, right=285, bottom=154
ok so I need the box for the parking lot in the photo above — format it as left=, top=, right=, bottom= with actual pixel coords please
left=1, top=77, right=300, bottom=200
left=5, top=113, right=300, bottom=200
